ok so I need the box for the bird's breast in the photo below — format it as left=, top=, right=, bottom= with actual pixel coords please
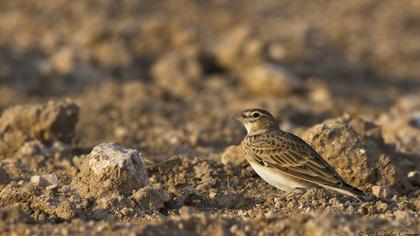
left=248, top=161, right=310, bottom=191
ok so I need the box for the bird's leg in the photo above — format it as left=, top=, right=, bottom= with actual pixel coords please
left=283, top=187, right=307, bottom=198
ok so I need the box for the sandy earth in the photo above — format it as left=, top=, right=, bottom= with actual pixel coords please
left=0, top=0, right=420, bottom=235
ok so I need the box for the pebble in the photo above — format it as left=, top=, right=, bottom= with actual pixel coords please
left=372, top=185, right=395, bottom=199
left=30, top=174, right=59, bottom=187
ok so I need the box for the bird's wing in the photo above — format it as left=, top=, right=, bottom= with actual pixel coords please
left=244, top=131, right=348, bottom=188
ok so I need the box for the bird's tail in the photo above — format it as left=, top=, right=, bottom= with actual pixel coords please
left=321, top=183, right=370, bottom=201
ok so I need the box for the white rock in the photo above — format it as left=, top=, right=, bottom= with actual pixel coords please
left=88, top=143, right=149, bottom=194
left=90, top=144, right=145, bottom=176
left=408, top=171, right=418, bottom=178
left=371, top=185, right=396, bottom=199
left=31, top=175, right=46, bottom=187
left=31, top=174, right=58, bottom=187
left=407, top=171, right=420, bottom=186
left=43, top=174, right=59, bottom=186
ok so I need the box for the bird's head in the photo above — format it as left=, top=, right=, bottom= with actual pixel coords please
left=233, top=108, right=280, bottom=135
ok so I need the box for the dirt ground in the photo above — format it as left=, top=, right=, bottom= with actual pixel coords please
left=0, top=0, right=420, bottom=235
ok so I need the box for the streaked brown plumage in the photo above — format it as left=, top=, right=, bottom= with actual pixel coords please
left=233, top=108, right=365, bottom=198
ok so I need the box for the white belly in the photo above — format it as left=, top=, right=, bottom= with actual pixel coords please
left=249, top=162, right=309, bottom=191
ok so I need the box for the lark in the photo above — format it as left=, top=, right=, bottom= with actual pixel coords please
left=233, top=108, right=365, bottom=199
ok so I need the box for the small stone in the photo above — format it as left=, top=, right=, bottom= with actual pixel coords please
left=30, top=174, right=59, bottom=187
left=372, top=185, right=396, bottom=199
left=43, top=174, right=59, bottom=186
left=30, top=175, right=49, bottom=187
left=265, top=211, right=274, bottom=217
left=357, top=206, right=368, bottom=215
left=375, top=201, right=389, bottom=212
left=407, top=171, right=420, bottom=186
left=46, top=185, right=58, bottom=191
left=408, top=171, right=418, bottom=178
left=371, top=186, right=381, bottom=196
left=286, top=201, right=296, bottom=209
left=119, top=207, right=132, bottom=217
left=208, top=191, right=217, bottom=199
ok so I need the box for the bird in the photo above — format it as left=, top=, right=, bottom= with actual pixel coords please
left=233, top=108, right=365, bottom=199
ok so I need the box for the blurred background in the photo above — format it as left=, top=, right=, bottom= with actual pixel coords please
left=1, top=0, right=420, bottom=160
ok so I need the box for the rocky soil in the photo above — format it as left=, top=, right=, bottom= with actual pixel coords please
left=0, top=0, right=420, bottom=235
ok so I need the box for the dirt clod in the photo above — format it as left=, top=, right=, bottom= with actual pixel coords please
left=0, top=100, right=79, bottom=160
left=303, top=115, right=413, bottom=194
left=132, top=183, right=170, bottom=212
left=151, top=48, right=203, bottom=97
left=379, top=93, right=420, bottom=154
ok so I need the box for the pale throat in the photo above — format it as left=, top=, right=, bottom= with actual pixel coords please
left=244, top=122, right=253, bottom=134
left=244, top=121, right=279, bottom=136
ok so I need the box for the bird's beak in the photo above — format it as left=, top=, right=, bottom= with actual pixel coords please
left=232, top=112, right=243, bottom=122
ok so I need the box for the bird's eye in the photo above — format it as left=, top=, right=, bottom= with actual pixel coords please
left=252, top=112, right=260, bottom=118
